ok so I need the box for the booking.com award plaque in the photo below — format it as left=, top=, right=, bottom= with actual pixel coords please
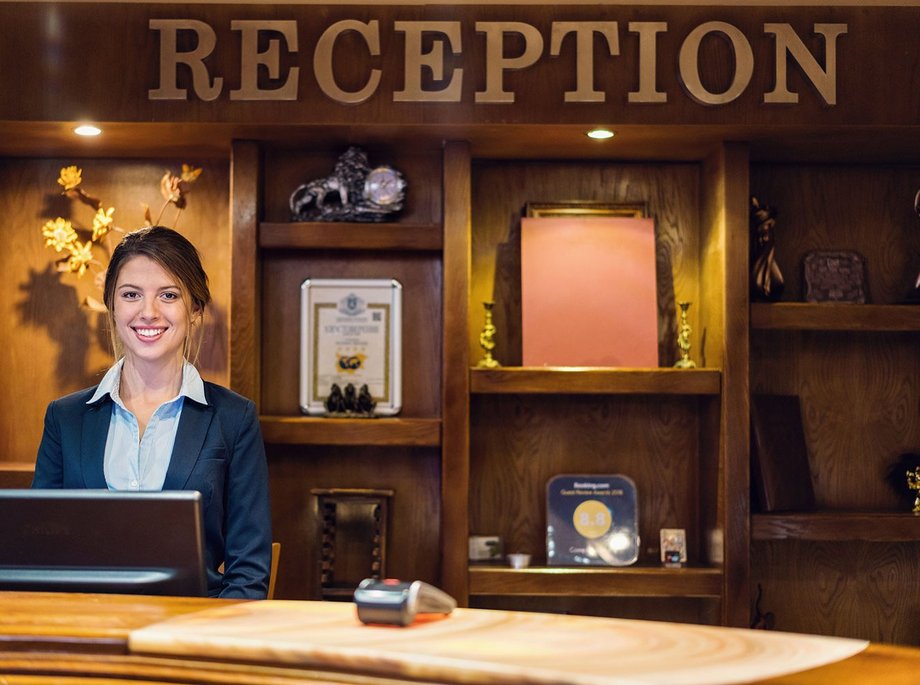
left=546, top=474, right=639, bottom=566
left=300, top=278, right=402, bottom=416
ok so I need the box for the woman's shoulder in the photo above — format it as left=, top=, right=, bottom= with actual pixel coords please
left=202, top=382, right=257, bottom=413
left=48, top=385, right=104, bottom=412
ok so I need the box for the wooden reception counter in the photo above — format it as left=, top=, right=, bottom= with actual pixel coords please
left=1, top=591, right=919, bottom=684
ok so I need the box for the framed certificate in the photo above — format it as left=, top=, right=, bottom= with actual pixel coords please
left=300, top=278, right=402, bottom=416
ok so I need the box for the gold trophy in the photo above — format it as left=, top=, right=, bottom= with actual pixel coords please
left=673, top=301, right=696, bottom=369
left=476, top=301, right=501, bottom=368
left=907, top=467, right=920, bottom=515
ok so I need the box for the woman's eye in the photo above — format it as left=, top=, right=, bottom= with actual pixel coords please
left=121, top=291, right=140, bottom=300
left=161, top=291, right=180, bottom=301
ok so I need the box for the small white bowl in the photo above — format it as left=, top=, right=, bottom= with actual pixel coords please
left=507, top=553, right=531, bottom=569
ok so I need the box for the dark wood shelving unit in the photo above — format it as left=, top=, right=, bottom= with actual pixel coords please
left=470, top=367, right=721, bottom=395
left=469, top=565, right=723, bottom=598
left=752, top=511, right=920, bottom=542
left=259, top=416, right=441, bottom=447
left=259, top=222, right=442, bottom=251
left=750, top=303, right=920, bottom=331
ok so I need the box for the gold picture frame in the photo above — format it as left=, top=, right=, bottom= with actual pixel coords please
left=525, top=201, right=648, bottom=219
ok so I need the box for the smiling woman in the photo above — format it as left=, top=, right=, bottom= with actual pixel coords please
left=31, top=226, right=273, bottom=600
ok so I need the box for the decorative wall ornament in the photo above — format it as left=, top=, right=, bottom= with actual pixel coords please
left=749, top=196, right=785, bottom=302
left=312, top=488, right=392, bottom=600
left=39, top=164, right=202, bottom=311
left=803, top=250, right=868, bottom=303
left=289, top=147, right=406, bottom=223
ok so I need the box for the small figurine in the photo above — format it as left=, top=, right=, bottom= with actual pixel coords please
left=343, top=383, right=357, bottom=411
left=356, top=384, right=377, bottom=414
left=750, top=196, right=785, bottom=302
left=324, top=383, right=346, bottom=414
left=324, top=382, right=377, bottom=417
left=289, top=147, right=406, bottom=222
left=908, top=467, right=920, bottom=515
left=885, top=452, right=920, bottom=512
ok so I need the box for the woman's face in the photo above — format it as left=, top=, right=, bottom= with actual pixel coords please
left=112, top=255, right=194, bottom=369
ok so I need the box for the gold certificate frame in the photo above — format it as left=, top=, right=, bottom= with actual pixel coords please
left=300, top=278, right=402, bottom=416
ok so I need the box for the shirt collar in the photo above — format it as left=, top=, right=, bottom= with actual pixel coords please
left=87, top=358, right=208, bottom=406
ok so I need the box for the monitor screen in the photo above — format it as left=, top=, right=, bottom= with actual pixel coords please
left=0, top=489, right=207, bottom=597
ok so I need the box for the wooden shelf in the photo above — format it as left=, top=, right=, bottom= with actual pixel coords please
left=259, top=222, right=442, bottom=251
left=752, top=511, right=920, bottom=542
left=470, top=367, right=721, bottom=395
left=751, top=303, right=920, bottom=331
left=259, top=416, right=441, bottom=447
left=469, top=565, right=723, bottom=598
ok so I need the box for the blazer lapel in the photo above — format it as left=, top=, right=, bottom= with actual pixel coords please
left=81, top=399, right=111, bottom=489
left=163, top=399, right=213, bottom=490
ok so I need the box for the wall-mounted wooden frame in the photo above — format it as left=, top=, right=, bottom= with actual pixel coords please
left=312, top=488, right=393, bottom=600
left=525, top=201, right=648, bottom=219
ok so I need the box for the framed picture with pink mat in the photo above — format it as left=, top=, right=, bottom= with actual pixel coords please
left=521, top=202, right=658, bottom=367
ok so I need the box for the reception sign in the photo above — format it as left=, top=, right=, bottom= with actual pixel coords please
left=0, top=4, right=917, bottom=127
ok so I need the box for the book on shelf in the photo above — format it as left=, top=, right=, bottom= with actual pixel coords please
left=750, top=394, right=816, bottom=513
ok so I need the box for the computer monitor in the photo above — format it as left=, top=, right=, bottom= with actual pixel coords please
left=0, top=489, right=207, bottom=597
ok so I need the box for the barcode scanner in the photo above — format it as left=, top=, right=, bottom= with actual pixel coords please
left=354, top=578, right=457, bottom=626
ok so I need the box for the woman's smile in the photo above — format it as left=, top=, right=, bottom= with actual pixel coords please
left=132, top=326, right=167, bottom=341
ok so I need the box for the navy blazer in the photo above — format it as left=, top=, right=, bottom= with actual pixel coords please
left=32, top=382, right=272, bottom=599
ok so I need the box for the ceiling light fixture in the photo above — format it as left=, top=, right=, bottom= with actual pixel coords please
left=586, top=128, right=615, bottom=140
left=73, top=124, right=102, bottom=137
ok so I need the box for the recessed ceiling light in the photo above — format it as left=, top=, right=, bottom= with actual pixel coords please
left=73, top=125, right=102, bottom=137
left=586, top=128, right=615, bottom=140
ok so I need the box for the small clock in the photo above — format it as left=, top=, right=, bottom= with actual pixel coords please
left=364, top=166, right=406, bottom=207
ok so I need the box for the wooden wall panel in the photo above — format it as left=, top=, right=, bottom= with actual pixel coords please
left=469, top=394, right=703, bottom=566
left=259, top=251, right=442, bottom=417
left=752, top=540, right=920, bottom=645
left=749, top=164, right=920, bottom=508
left=752, top=330, right=920, bottom=509
left=0, top=157, right=230, bottom=465
left=701, top=143, right=751, bottom=626
left=749, top=162, right=920, bottom=643
left=440, top=141, right=472, bottom=603
left=229, top=141, right=261, bottom=404
left=470, top=160, right=701, bottom=368
left=268, top=444, right=440, bottom=600
left=748, top=164, right=920, bottom=305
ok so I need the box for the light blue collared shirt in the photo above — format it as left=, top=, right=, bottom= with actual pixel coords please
left=88, top=359, right=208, bottom=491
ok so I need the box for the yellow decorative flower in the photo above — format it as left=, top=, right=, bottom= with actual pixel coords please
left=181, top=164, right=203, bottom=183
left=57, top=166, right=83, bottom=191
left=41, top=163, right=203, bottom=299
left=66, top=240, right=94, bottom=277
left=92, top=206, right=115, bottom=240
left=160, top=170, right=182, bottom=204
left=42, top=217, right=78, bottom=252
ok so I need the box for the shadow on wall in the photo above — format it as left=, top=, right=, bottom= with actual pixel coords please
left=17, top=264, right=105, bottom=390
